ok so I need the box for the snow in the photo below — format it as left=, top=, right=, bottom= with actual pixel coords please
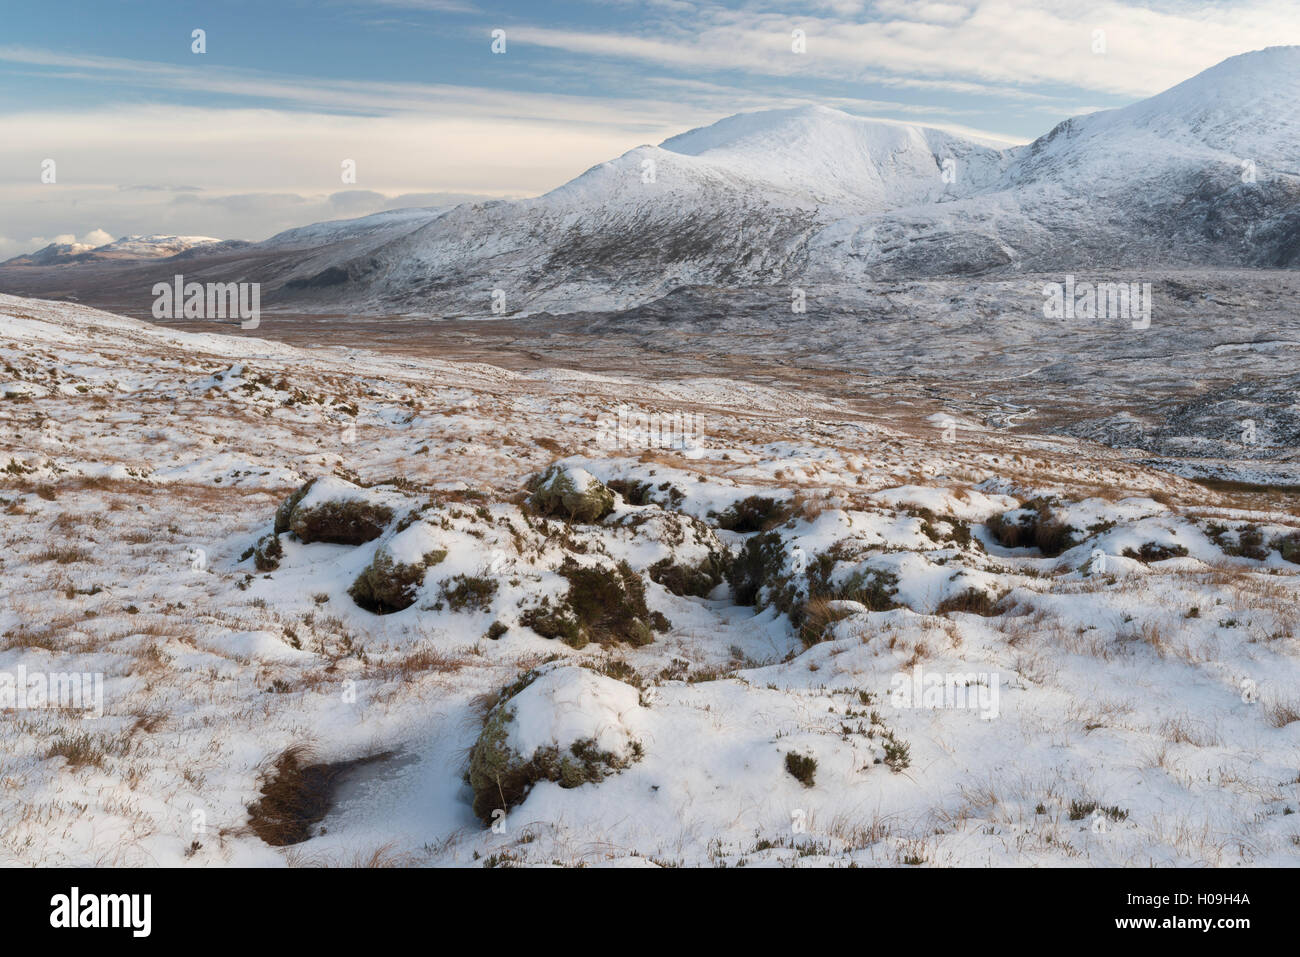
left=504, top=667, right=642, bottom=760
left=1, top=244, right=1299, bottom=866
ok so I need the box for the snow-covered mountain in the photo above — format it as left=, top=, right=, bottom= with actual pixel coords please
left=275, top=106, right=1007, bottom=314
left=3, top=234, right=229, bottom=266
left=2, top=48, right=1297, bottom=315
left=265, top=47, right=1299, bottom=315
left=259, top=207, right=446, bottom=250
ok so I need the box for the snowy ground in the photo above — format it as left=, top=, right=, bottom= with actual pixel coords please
left=1, top=293, right=1298, bottom=867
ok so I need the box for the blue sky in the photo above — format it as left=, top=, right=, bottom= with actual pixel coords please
left=2, top=0, right=1297, bottom=254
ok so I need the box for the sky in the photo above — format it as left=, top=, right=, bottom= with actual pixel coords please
left=2, top=0, right=1299, bottom=256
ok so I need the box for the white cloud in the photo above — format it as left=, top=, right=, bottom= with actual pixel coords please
left=516, top=1, right=1300, bottom=99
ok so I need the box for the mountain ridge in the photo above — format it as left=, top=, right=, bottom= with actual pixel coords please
left=2, top=47, right=1298, bottom=315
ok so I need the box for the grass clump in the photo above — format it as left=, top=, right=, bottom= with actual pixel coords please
left=648, top=551, right=729, bottom=598
left=440, top=574, right=498, bottom=613
left=784, top=751, right=817, bottom=787
left=45, top=732, right=107, bottom=768
left=797, top=597, right=858, bottom=647
left=1067, top=800, right=1128, bottom=822
left=349, top=547, right=447, bottom=614
left=934, top=587, right=999, bottom=617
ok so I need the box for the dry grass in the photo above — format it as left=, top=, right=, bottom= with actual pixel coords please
left=1264, top=699, right=1300, bottom=729
left=45, top=732, right=109, bottom=768
left=31, top=544, right=94, bottom=565
left=1, top=622, right=64, bottom=651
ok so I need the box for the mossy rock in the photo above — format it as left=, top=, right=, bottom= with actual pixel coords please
left=349, top=547, right=447, bottom=614
left=528, top=465, right=615, bottom=523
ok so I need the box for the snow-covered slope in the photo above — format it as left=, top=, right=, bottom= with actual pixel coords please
left=260, top=207, right=447, bottom=249
left=3, top=292, right=1299, bottom=867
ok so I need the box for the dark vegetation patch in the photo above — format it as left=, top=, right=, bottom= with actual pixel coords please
left=349, top=548, right=447, bottom=614
left=273, top=477, right=395, bottom=545
left=251, top=533, right=283, bottom=571
left=714, top=495, right=792, bottom=533
left=727, top=533, right=900, bottom=645
left=1067, top=800, right=1129, bottom=823
left=1121, top=542, right=1190, bottom=563
left=986, top=499, right=1079, bottom=556
left=784, top=751, right=817, bottom=787
left=1206, top=522, right=1270, bottom=559
left=1189, top=476, right=1300, bottom=496
left=648, top=551, right=730, bottom=598
left=440, top=574, right=499, bottom=612
left=290, top=499, right=394, bottom=545
left=607, top=478, right=685, bottom=509
left=934, top=587, right=1000, bottom=617
left=726, top=531, right=788, bottom=606
left=274, top=479, right=315, bottom=534
left=521, top=561, right=669, bottom=648
left=1275, top=531, right=1300, bottom=564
